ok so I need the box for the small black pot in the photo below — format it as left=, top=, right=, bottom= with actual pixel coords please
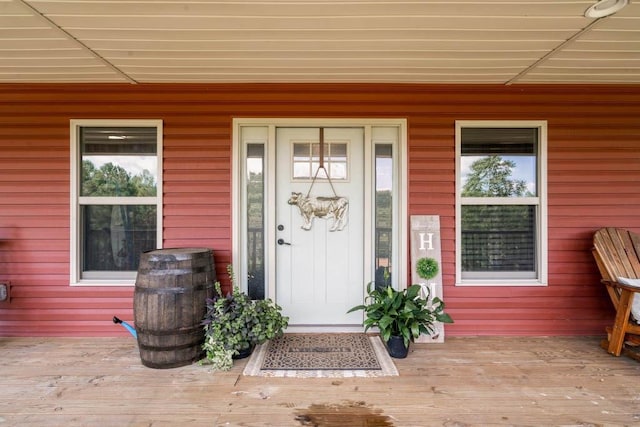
left=385, top=335, right=409, bottom=358
left=233, top=345, right=254, bottom=360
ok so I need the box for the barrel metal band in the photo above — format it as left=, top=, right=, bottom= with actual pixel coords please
left=134, top=282, right=214, bottom=294
left=138, top=341, right=202, bottom=352
left=138, top=266, right=210, bottom=275
left=136, top=324, right=202, bottom=336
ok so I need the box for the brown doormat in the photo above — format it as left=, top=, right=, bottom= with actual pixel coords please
left=243, top=333, right=399, bottom=378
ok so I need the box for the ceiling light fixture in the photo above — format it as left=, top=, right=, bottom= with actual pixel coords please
left=584, top=0, right=628, bottom=18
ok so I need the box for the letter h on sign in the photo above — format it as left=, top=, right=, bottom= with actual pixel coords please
left=418, top=232, right=434, bottom=251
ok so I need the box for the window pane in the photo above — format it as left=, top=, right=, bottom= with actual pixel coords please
left=329, top=162, right=347, bottom=180
left=82, top=205, right=157, bottom=272
left=291, top=141, right=347, bottom=180
left=311, top=143, right=321, bottom=161
left=247, top=144, right=265, bottom=300
left=330, top=143, right=347, bottom=158
left=461, top=128, right=537, bottom=197
left=293, top=162, right=311, bottom=179
left=293, top=143, right=311, bottom=179
left=81, top=127, right=158, bottom=197
left=293, top=143, right=309, bottom=159
left=461, top=205, right=536, bottom=275
left=375, top=144, right=393, bottom=289
left=328, top=143, right=347, bottom=180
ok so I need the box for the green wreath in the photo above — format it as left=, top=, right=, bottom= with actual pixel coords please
left=416, top=257, right=439, bottom=280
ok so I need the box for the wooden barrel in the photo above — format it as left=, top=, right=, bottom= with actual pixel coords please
left=134, top=248, right=216, bottom=369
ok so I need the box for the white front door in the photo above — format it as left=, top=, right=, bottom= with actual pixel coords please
left=275, top=127, right=364, bottom=326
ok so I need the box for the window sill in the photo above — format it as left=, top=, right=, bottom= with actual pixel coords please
left=455, top=280, right=547, bottom=287
left=70, top=280, right=135, bottom=287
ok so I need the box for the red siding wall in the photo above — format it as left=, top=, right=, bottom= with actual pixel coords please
left=0, top=83, right=638, bottom=337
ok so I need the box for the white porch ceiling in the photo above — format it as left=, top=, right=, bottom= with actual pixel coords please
left=1, top=0, right=639, bottom=84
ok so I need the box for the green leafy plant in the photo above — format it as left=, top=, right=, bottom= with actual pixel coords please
left=201, top=340, right=234, bottom=371
left=201, top=266, right=289, bottom=370
left=348, top=283, right=453, bottom=348
left=416, top=257, right=439, bottom=280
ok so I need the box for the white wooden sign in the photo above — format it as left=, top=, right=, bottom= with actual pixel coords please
left=410, top=215, right=445, bottom=343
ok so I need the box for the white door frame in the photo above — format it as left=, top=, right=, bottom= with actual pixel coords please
left=232, top=118, right=408, bottom=330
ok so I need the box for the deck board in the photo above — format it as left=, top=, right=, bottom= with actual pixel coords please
left=0, top=336, right=639, bottom=426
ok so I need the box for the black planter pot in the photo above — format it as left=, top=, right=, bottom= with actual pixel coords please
left=233, top=345, right=254, bottom=360
left=385, top=335, right=409, bottom=358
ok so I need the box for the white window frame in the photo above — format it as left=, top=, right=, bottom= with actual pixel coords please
left=455, top=120, right=547, bottom=287
left=70, top=119, right=163, bottom=286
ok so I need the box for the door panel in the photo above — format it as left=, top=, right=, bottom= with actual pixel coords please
left=276, top=127, right=364, bottom=325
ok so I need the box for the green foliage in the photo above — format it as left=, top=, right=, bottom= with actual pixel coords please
left=461, top=156, right=529, bottom=198
left=348, top=283, right=453, bottom=348
left=201, top=266, right=289, bottom=370
left=416, top=257, right=439, bottom=280
left=82, top=160, right=156, bottom=197
left=247, top=171, right=264, bottom=228
left=200, top=340, right=234, bottom=371
left=375, top=190, right=393, bottom=228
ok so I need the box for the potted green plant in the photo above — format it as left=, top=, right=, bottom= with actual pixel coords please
left=348, top=282, right=453, bottom=358
left=201, top=266, right=289, bottom=370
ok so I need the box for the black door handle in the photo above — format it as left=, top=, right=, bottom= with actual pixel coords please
left=277, top=238, right=291, bottom=246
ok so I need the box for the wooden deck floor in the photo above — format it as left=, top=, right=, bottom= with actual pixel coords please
left=1, top=336, right=639, bottom=426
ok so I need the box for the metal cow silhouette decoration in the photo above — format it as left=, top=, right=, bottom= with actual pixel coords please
left=288, top=192, right=348, bottom=232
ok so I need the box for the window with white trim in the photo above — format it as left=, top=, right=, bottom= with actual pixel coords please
left=70, top=120, right=163, bottom=285
left=455, top=121, right=547, bottom=286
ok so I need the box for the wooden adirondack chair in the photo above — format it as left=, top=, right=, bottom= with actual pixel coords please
left=592, top=227, right=640, bottom=360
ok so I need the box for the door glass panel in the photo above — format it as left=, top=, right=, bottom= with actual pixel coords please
left=328, top=143, right=348, bottom=180
left=247, top=143, right=265, bottom=300
left=293, top=143, right=312, bottom=179
left=292, top=141, right=348, bottom=180
left=375, top=144, right=393, bottom=289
